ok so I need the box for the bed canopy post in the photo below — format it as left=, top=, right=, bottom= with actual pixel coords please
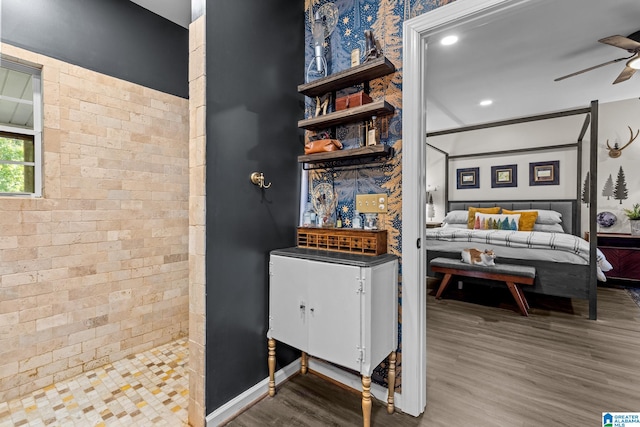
left=575, top=112, right=591, bottom=231
left=588, top=100, right=598, bottom=320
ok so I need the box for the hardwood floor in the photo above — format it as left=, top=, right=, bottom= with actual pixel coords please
left=225, top=282, right=640, bottom=426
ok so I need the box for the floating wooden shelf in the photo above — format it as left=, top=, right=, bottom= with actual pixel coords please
left=297, top=227, right=387, bottom=256
left=298, top=57, right=396, bottom=98
left=298, top=144, right=392, bottom=164
left=298, top=100, right=395, bottom=131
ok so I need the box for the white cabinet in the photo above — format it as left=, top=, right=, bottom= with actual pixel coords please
left=267, top=248, right=398, bottom=427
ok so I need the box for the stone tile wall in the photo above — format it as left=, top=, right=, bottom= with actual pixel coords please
left=0, top=44, right=190, bottom=402
left=187, top=15, right=207, bottom=427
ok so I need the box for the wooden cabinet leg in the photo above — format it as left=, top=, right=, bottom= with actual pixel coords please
left=362, top=375, right=371, bottom=427
left=268, top=338, right=276, bottom=397
left=301, top=351, right=308, bottom=374
left=386, top=351, right=396, bottom=414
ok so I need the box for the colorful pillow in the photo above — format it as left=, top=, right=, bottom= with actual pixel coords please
left=533, top=223, right=565, bottom=233
left=442, top=210, right=469, bottom=225
left=467, top=206, right=501, bottom=228
left=473, top=213, right=520, bottom=230
left=502, top=209, right=538, bottom=231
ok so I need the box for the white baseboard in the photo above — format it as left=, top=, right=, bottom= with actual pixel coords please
left=206, top=358, right=300, bottom=426
left=307, top=358, right=402, bottom=412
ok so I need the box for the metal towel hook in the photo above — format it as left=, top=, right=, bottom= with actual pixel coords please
left=250, top=172, right=272, bottom=189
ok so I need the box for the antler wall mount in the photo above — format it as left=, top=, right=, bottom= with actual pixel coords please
left=606, top=126, right=639, bottom=158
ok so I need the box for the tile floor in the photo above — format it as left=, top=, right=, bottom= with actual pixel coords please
left=0, top=338, right=189, bottom=427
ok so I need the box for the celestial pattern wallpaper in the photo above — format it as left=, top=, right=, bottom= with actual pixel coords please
left=302, top=0, right=455, bottom=391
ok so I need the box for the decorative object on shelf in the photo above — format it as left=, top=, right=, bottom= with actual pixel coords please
left=622, top=203, right=640, bottom=235
left=303, top=202, right=317, bottom=227
left=363, top=30, right=381, bottom=63
left=456, top=167, right=479, bottom=189
left=606, top=126, right=638, bottom=158
left=306, top=3, right=338, bottom=83
left=335, top=91, right=372, bottom=111
left=491, top=164, right=517, bottom=188
left=351, top=48, right=361, bottom=67
left=296, top=227, right=387, bottom=255
left=582, top=171, right=590, bottom=206
left=352, top=210, right=362, bottom=229
left=363, top=213, right=378, bottom=230
left=602, top=173, right=614, bottom=200
left=596, top=211, right=617, bottom=228
left=614, top=166, right=629, bottom=204
left=304, top=138, right=342, bottom=154
left=314, top=94, right=331, bottom=116
left=311, top=182, right=338, bottom=227
left=366, top=115, right=379, bottom=146
left=529, top=160, right=559, bottom=186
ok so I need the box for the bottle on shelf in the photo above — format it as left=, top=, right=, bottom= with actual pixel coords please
left=352, top=210, right=362, bottom=229
left=364, top=213, right=378, bottom=230
left=302, top=203, right=317, bottom=227
left=366, top=115, right=379, bottom=146
left=336, top=210, right=343, bottom=228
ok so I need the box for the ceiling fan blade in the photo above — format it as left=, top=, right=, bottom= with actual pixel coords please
left=613, top=66, right=637, bottom=84
left=599, top=35, right=640, bottom=51
left=554, top=56, right=629, bottom=82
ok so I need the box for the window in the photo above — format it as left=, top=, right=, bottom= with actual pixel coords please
left=0, top=60, right=42, bottom=196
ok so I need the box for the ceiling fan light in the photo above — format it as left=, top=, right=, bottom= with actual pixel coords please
left=627, top=56, right=640, bottom=70
left=440, top=35, right=458, bottom=46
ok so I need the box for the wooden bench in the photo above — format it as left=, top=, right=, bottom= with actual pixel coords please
left=430, top=257, right=536, bottom=316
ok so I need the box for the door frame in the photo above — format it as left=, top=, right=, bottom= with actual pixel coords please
left=401, top=0, right=532, bottom=416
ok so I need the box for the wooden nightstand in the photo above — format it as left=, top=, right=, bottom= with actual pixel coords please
left=426, top=221, right=442, bottom=228
left=586, top=232, right=640, bottom=282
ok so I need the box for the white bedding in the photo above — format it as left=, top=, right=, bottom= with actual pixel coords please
left=425, top=228, right=613, bottom=281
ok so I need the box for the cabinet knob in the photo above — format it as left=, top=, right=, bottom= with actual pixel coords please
left=299, top=302, right=306, bottom=310
left=310, top=308, right=314, bottom=313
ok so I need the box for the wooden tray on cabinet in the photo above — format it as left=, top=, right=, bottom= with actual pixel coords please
left=297, top=227, right=387, bottom=256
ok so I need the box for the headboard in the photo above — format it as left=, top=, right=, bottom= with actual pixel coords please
left=448, top=200, right=577, bottom=236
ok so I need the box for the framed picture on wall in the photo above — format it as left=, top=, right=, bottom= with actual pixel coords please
left=457, top=167, right=479, bottom=189
left=529, top=160, right=559, bottom=186
left=491, top=164, right=517, bottom=188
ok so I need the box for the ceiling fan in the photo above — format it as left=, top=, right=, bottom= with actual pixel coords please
left=555, top=30, right=640, bottom=84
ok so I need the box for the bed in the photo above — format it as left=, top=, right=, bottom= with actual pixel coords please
left=426, top=200, right=610, bottom=319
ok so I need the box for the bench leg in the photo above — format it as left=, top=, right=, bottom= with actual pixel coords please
left=505, top=282, right=529, bottom=316
left=435, top=273, right=453, bottom=299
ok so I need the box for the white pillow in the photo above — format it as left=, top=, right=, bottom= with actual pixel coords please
left=473, top=213, right=520, bottom=230
left=512, top=209, right=562, bottom=224
left=442, top=210, right=469, bottom=224
left=442, top=222, right=467, bottom=229
left=533, top=223, right=565, bottom=233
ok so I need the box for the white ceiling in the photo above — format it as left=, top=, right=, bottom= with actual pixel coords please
left=425, top=0, right=640, bottom=132
left=130, top=0, right=191, bottom=28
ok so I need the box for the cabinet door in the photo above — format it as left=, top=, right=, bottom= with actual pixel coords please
left=307, top=261, right=362, bottom=372
left=617, top=248, right=640, bottom=280
left=269, top=255, right=308, bottom=350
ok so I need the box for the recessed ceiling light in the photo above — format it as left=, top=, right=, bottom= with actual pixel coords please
left=479, top=99, right=493, bottom=106
left=440, top=35, right=458, bottom=46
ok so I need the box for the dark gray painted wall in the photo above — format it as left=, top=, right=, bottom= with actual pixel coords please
left=2, top=0, right=188, bottom=98
left=205, top=0, right=304, bottom=411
